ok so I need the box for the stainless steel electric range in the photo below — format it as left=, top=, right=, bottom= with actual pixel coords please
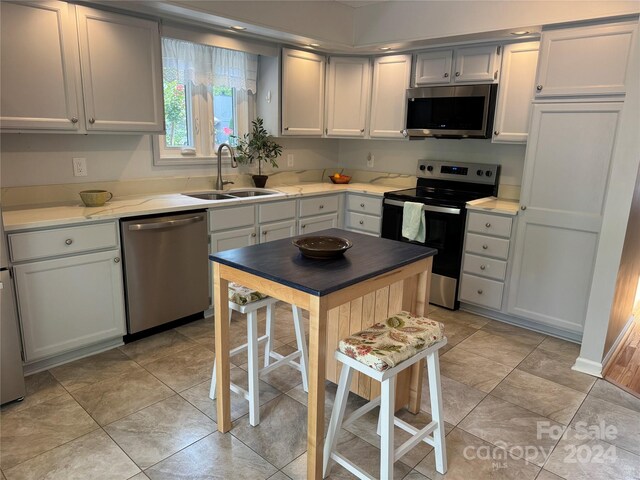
left=381, top=160, right=500, bottom=310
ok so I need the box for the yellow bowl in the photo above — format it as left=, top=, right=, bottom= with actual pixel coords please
left=328, top=175, right=351, bottom=184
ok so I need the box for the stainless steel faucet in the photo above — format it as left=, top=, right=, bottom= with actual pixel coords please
left=215, top=143, right=236, bottom=191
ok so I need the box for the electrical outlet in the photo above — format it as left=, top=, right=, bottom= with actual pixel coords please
left=287, top=154, right=294, bottom=167
left=366, top=153, right=374, bottom=168
left=73, top=157, right=87, bottom=177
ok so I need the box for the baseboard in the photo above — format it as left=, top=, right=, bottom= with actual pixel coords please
left=602, top=314, right=636, bottom=374
left=572, top=357, right=603, bottom=378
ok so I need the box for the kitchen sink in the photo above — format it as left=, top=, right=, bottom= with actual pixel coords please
left=182, top=188, right=280, bottom=201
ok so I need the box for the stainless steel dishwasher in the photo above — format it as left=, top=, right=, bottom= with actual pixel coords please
left=120, top=211, right=209, bottom=334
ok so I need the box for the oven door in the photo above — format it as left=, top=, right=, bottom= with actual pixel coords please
left=381, top=199, right=466, bottom=309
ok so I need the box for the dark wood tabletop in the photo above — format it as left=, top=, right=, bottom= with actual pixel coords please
left=210, top=228, right=437, bottom=296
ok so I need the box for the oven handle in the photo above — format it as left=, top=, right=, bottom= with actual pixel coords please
left=383, top=199, right=461, bottom=215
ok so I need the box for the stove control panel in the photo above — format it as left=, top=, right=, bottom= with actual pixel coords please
left=418, top=161, right=499, bottom=185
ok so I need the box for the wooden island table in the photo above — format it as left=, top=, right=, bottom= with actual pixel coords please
left=210, top=228, right=437, bottom=479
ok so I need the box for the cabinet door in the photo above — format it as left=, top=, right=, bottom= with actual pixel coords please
left=369, top=55, right=411, bottom=138
left=75, top=6, right=163, bottom=132
left=0, top=1, right=81, bottom=131
left=326, top=57, right=370, bottom=137
left=210, top=226, right=257, bottom=253
left=14, top=250, right=125, bottom=362
left=453, top=45, right=499, bottom=83
left=492, top=42, right=539, bottom=144
left=507, top=102, right=623, bottom=335
left=536, top=21, right=637, bottom=97
left=299, top=214, right=338, bottom=234
left=260, top=219, right=296, bottom=243
left=281, top=48, right=325, bottom=136
left=414, top=50, right=453, bottom=86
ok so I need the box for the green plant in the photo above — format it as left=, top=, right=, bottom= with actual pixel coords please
left=233, top=118, right=283, bottom=176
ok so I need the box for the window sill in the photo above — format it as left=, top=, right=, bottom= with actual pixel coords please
left=152, top=138, right=235, bottom=166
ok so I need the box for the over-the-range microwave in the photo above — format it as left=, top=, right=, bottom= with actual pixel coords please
left=404, top=84, right=498, bottom=139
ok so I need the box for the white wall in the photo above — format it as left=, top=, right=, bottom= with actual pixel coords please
left=339, top=138, right=526, bottom=195
left=0, top=134, right=340, bottom=187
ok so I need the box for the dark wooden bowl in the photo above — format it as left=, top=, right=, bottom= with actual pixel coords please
left=292, top=235, right=353, bottom=259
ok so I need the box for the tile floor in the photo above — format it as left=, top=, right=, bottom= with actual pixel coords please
left=1, top=304, right=639, bottom=479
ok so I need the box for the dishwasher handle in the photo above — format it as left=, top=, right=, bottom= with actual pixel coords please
left=128, top=214, right=205, bottom=231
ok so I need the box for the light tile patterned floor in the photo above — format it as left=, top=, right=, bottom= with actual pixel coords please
left=1, top=305, right=639, bottom=479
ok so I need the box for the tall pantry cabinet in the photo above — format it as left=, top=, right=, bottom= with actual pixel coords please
left=507, top=20, right=638, bottom=337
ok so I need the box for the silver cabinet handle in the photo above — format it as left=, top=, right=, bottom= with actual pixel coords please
left=494, top=131, right=499, bottom=136
left=325, top=128, right=328, bottom=135
left=65, top=238, right=73, bottom=245
left=301, top=224, right=306, bottom=229
left=71, top=117, right=78, bottom=124
left=536, top=85, right=543, bottom=91
left=360, top=129, right=365, bottom=133
left=360, top=203, right=365, bottom=208
left=443, top=72, right=449, bottom=78
left=482, top=244, right=488, bottom=250
left=480, top=265, right=486, bottom=270
left=114, top=257, right=120, bottom=263
left=89, top=117, right=95, bottom=124
left=359, top=220, right=364, bottom=225
left=251, top=233, right=256, bottom=237
left=477, top=289, right=483, bottom=294
left=128, top=215, right=204, bottom=231
left=284, top=127, right=289, bottom=131
left=485, top=222, right=491, bottom=228
left=262, top=231, right=267, bottom=235
left=319, top=205, right=324, bottom=209
left=521, top=205, right=527, bottom=211
left=455, top=72, right=460, bottom=77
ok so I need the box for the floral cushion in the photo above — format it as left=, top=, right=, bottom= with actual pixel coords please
left=228, top=282, right=268, bottom=305
left=338, top=311, right=445, bottom=372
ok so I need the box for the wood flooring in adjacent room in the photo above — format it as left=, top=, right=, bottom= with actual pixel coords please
left=605, top=316, right=640, bottom=398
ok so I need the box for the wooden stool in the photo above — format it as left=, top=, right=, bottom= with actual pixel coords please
left=323, top=311, right=447, bottom=479
left=210, top=283, right=309, bottom=426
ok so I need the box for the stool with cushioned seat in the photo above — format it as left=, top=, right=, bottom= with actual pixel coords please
left=210, top=282, right=309, bottom=426
left=323, top=311, right=447, bottom=479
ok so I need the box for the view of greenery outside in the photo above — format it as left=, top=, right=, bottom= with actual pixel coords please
left=212, top=85, right=236, bottom=147
left=163, top=79, right=189, bottom=147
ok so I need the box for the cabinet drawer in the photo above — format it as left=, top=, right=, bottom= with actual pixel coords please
left=209, top=205, right=255, bottom=232
left=468, top=212, right=512, bottom=238
left=9, top=222, right=118, bottom=262
left=466, top=233, right=510, bottom=260
left=346, top=194, right=382, bottom=215
left=346, top=212, right=381, bottom=234
left=463, top=253, right=507, bottom=281
left=299, top=195, right=339, bottom=217
left=459, top=273, right=504, bottom=310
left=259, top=200, right=296, bottom=223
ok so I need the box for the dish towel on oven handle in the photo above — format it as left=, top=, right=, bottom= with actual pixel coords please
left=402, top=201, right=426, bottom=242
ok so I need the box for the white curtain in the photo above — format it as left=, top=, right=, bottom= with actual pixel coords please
left=162, top=37, right=258, bottom=93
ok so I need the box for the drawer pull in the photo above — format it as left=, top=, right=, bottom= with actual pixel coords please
left=251, top=233, right=256, bottom=237
left=301, top=224, right=306, bottom=229
left=262, top=231, right=267, bottom=235
left=482, top=244, right=488, bottom=250
left=485, top=222, right=491, bottom=228
left=319, top=205, right=324, bottom=209
left=114, top=257, right=120, bottom=263
left=360, top=203, right=365, bottom=208
left=477, top=289, right=483, bottom=295
left=359, top=220, right=364, bottom=225
left=65, top=238, right=73, bottom=246
left=480, top=265, right=486, bottom=270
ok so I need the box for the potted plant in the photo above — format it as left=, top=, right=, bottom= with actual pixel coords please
left=233, top=117, right=283, bottom=188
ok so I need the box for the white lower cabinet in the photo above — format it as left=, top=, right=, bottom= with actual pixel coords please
left=14, top=249, right=125, bottom=362
left=344, top=193, right=382, bottom=236
left=299, top=214, right=338, bottom=234
left=260, top=219, right=296, bottom=242
left=210, top=226, right=257, bottom=253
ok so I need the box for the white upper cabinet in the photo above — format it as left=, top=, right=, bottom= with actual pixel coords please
left=281, top=48, right=325, bottom=136
left=370, top=54, right=411, bottom=138
left=413, top=50, right=453, bottom=85
left=414, top=45, right=499, bottom=86
left=0, top=2, right=163, bottom=133
left=535, top=21, right=638, bottom=97
left=76, top=6, right=163, bottom=132
left=492, top=42, right=540, bottom=144
left=0, top=1, right=81, bottom=131
left=325, top=57, right=371, bottom=137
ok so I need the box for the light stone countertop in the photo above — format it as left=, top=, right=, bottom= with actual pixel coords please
left=466, top=197, right=520, bottom=216
left=2, top=182, right=400, bottom=232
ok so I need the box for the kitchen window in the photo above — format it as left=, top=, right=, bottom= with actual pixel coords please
left=154, top=37, right=258, bottom=165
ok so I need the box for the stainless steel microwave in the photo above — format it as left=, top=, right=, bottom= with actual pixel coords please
left=404, top=84, right=498, bottom=139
